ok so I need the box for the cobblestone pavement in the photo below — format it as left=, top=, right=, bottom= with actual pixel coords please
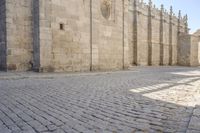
left=0, top=67, right=200, bottom=133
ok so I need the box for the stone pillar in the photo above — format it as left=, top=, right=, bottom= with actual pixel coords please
left=169, top=6, right=173, bottom=65
left=178, top=10, right=181, bottom=33
left=33, top=0, right=53, bottom=72
left=0, top=0, right=6, bottom=71
left=90, top=0, right=93, bottom=71
left=185, top=15, right=188, bottom=33
left=122, top=0, right=130, bottom=69
left=122, top=0, right=125, bottom=69
left=33, top=0, right=40, bottom=71
left=177, top=10, right=181, bottom=64
left=133, top=0, right=138, bottom=65
left=148, top=0, right=152, bottom=65
left=159, top=5, right=164, bottom=65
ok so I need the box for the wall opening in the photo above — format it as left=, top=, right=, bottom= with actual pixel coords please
left=60, top=23, right=64, bottom=30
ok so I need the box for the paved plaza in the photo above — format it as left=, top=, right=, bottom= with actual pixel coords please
left=0, top=67, right=200, bottom=133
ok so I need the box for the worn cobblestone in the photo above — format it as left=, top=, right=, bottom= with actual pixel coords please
left=0, top=67, right=200, bottom=133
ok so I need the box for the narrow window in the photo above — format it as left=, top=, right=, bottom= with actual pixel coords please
left=60, top=23, right=64, bottom=30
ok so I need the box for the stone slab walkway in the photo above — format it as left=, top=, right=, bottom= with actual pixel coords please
left=0, top=66, right=200, bottom=133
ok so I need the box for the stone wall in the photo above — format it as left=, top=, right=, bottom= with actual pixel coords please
left=178, top=33, right=191, bottom=66
left=171, top=16, right=178, bottom=65
left=128, top=0, right=188, bottom=67
left=37, top=0, right=53, bottom=72
left=151, top=7, right=160, bottom=65
left=33, top=0, right=129, bottom=72
left=190, top=36, right=200, bottom=66
left=6, top=0, right=33, bottom=71
left=162, top=12, right=170, bottom=65
left=136, top=2, right=149, bottom=65
left=194, top=30, right=200, bottom=35
left=128, top=4, right=134, bottom=65
left=1, top=0, right=193, bottom=72
left=91, top=0, right=128, bottom=70
left=50, top=0, right=90, bottom=72
left=178, top=33, right=200, bottom=66
left=0, top=0, right=6, bottom=70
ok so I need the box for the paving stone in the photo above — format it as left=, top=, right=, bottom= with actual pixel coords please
left=1, top=67, right=200, bottom=132
left=47, top=124, right=58, bottom=131
left=193, top=107, right=200, bottom=116
left=16, top=121, right=34, bottom=131
left=0, top=125, right=11, bottom=133
left=18, top=113, right=34, bottom=122
left=8, top=124, right=21, bottom=132
left=28, top=120, right=48, bottom=132
left=1, top=116, right=15, bottom=126
left=8, top=113, right=22, bottom=123
left=0, top=120, right=3, bottom=126
left=52, top=128, right=65, bottom=133
left=188, top=116, right=200, bottom=130
left=186, top=129, right=200, bottom=133
left=20, top=129, right=37, bottom=133
left=0, top=128, right=11, bottom=133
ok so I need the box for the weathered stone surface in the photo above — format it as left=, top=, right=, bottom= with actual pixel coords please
left=5, top=0, right=33, bottom=71
left=194, top=29, right=200, bottom=36
left=128, top=0, right=190, bottom=67
left=0, top=0, right=199, bottom=72
left=178, top=33, right=200, bottom=66
left=0, top=67, right=200, bottom=132
left=0, top=0, right=6, bottom=70
left=187, top=106, right=200, bottom=132
left=101, top=0, right=111, bottom=19
left=33, top=0, right=129, bottom=72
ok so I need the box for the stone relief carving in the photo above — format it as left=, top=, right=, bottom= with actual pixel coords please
left=100, top=0, right=111, bottom=19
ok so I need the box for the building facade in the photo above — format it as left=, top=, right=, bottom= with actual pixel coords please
left=0, top=0, right=199, bottom=72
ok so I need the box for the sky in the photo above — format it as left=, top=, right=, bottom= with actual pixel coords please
left=143, top=0, right=200, bottom=33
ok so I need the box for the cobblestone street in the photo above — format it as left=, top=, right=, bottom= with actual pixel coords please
left=0, top=67, right=200, bottom=133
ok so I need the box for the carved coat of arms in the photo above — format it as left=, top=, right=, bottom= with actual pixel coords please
left=100, top=0, right=111, bottom=19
